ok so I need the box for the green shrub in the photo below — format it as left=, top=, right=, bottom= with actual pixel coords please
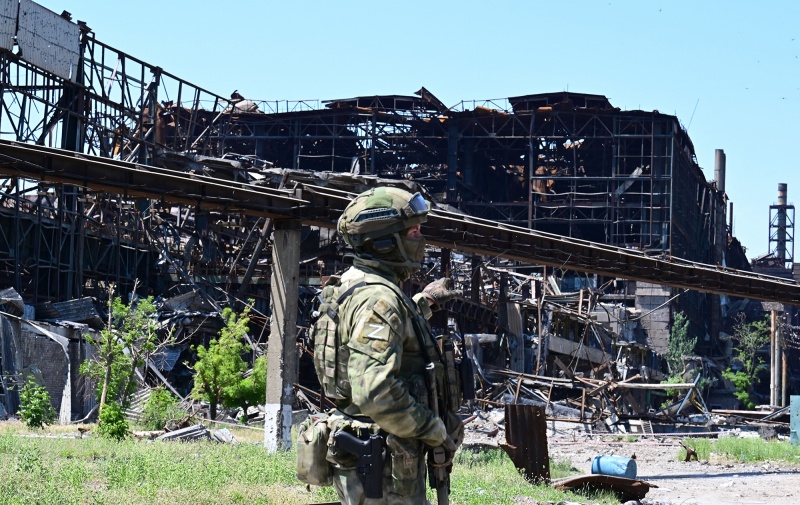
left=141, top=387, right=182, bottom=431
left=96, top=402, right=130, bottom=441
left=677, top=436, right=800, bottom=463
left=18, top=380, right=56, bottom=430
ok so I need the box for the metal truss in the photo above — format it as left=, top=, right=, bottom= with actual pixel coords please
left=0, top=12, right=768, bottom=324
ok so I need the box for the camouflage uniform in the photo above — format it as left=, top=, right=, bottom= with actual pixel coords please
left=330, top=258, right=445, bottom=504
left=323, top=187, right=456, bottom=505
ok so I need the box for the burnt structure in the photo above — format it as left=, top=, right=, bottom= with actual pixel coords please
left=0, top=6, right=725, bottom=300
left=1, top=0, right=798, bottom=419
left=187, top=90, right=727, bottom=352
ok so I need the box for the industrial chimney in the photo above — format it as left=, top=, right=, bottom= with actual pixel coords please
left=769, top=183, right=795, bottom=268
left=714, top=149, right=726, bottom=194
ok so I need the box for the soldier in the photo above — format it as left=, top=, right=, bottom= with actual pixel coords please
left=324, top=186, right=464, bottom=504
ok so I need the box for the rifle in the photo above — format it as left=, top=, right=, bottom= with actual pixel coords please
left=333, top=430, right=386, bottom=499
left=426, top=361, right=450, bottom=505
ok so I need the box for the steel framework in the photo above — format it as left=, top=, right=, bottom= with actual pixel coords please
left=0, top=2, right=781, bottom=326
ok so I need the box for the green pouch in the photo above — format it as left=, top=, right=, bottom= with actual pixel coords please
left=296, top=412, right=332, bottom=486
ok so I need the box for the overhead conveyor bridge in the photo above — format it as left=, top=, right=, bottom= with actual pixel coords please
left=0, top=139, right=798, bottom=305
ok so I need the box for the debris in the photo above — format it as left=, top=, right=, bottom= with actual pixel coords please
left=500, top=403, right=550, bottom=483
left=156, top=424, right=210, bottom=441
left=552, top=474, right=657, bottom=501
left=154, top=424, right=237, bottom=443
left=679, top=441, right=698, bottom=461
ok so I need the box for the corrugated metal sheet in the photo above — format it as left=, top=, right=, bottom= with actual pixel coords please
left=35, top=298, right=104, bottom=329
left=503, top=403, right=550, bottom=483
left=17, top=0, right=80, bottom=82
left=150, top=346, right=185, bottom=372
left=32, top=301, right=60, bottom=319
left=50, top=297, right=103, bottom=328
left=0, top=287, right=24, bottom=316
left=0, top=0, right=16, bottom=52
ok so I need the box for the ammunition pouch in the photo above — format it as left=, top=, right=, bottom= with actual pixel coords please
left=296, top=411, right=333, bottom=487
left=386, top=434, right=423, bottom=496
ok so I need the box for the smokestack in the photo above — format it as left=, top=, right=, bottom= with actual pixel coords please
left=729, top=201, right=733, bottom=233
left=778, top=183, right=788, bottom=206
left=714, top=149, right=726, bottom=194
left=777, top=183, right=787, bottom=261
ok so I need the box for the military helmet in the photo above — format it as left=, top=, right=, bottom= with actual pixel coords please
left=337, top=187, right=429, bottom=250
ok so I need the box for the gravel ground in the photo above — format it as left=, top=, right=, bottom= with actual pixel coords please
left=463, top=413, right=800, bottom=505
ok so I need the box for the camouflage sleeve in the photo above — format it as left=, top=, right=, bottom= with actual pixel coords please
left=345, top=291, right=446, bottom=446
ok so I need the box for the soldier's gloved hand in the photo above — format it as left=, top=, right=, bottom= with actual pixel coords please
left=423, top=277, right=463, bottom=310
left=429, top=435, right=458, bottom=468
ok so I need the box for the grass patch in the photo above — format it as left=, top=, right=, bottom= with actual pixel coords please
left=0, top=423, right=621, bottom=505
left=447, top=447, right=617, bottom=505
left=0, top=428, right=339, bottom=505
left=677, top=436, right=800, bottom=463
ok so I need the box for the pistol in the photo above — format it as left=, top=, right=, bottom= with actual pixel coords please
left=333, top=430, right=385, bottom=499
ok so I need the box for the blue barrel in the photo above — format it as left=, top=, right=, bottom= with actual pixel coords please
left=591, top=455, right=637, bottom=479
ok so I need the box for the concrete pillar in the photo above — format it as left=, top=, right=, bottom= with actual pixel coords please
left=770, top=310, right=782, bottom=407
left=264, top=220, right=301, bottom=452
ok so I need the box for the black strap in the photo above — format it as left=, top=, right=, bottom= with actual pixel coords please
left=374, top=279, right=442, bottom=364
left=326, top=281, right=367, bottom=321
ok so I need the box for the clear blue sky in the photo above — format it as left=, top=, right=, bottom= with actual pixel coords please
left=39, top=0, right=800, bottom=262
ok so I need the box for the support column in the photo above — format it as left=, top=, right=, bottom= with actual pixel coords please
left=264, top=220, right=301, bottom=452
left=771, top=309, right=780, bottom=407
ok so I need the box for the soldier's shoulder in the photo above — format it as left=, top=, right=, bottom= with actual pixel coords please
left=350, top=282, right=402, bottom=306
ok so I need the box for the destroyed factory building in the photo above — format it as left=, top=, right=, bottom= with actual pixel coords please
left=0, top=0, right=798, bottom=433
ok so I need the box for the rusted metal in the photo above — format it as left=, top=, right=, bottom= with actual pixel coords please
left=552, top=474, right=657, bottom=501
left=501, top=403, right=550, bottom=483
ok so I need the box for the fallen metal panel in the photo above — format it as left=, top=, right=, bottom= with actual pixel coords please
left=0, top=287, right=24, bottom=316
left=502, top=403, right=550, bottom=482
left=552, top=474, right=657, bottom=501
left=49, top=297, right=103, bottom=328
left=17, top=1, right=80, bottom=82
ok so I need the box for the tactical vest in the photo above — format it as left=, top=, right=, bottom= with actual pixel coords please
left=311, top=274, right=363, bottom=400
left=310, top=271, right=439, bottom=402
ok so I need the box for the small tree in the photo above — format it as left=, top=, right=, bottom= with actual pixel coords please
left=141, top=386, right=183, bottom=431
left=222, top=355, right=267, bottom=422
left=80, top=282, right=174, bottom=439
left=80, top=283, right=164, bottom=410
left=95, top=402, right=130, bottom=440
left=188, top=306, right=250, bottom=420
left=722, top=313, right=770, bottom=408
left=665, top=311, right=696, bottom=377
left=660, top=311, right=698, bottom=405
left=18, top=379, right=56, bottom=430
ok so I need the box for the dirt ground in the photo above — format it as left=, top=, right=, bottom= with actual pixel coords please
left=464, top=414, right=800, bottom=505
